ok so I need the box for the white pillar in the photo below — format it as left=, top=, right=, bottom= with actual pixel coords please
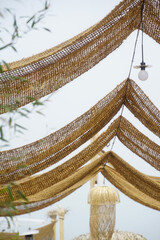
left=57, top=206, right=68, bottom=240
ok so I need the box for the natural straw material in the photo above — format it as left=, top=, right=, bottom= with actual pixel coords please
left=102, top=166, right=160, bottom=211
left=0, top=80, right=126, bottom=183
left=0, top=111, right=159, bottom=202
left=89, top=186, right=119, bottom=240
left=0, top=0, right=141, bottom=113
left=0, top=79, right=160, bottom=185
left=1, top=0, right=160, bottom=114
left=0, top=152, right=159, bottom=215
left=89, top=186, right=120, bottom=205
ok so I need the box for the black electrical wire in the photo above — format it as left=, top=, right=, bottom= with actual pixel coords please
left=110, top=0, right=146, bottom=151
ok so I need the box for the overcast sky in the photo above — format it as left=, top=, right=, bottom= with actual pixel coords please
left=0, top=0, right=160, bottom=239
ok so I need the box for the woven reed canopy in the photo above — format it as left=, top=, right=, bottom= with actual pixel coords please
left=0, top=0, right=160, bottom=113
left=0, top=0, right=160, bottom=216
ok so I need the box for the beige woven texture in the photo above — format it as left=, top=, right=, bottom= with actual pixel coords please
left=0, top=80, right=126, bottom=183
left=0, top=152, right=159, bottom=216
left=0, top=0, right=160, bottom=216
left=90, top=204, right=116, bottom=240
left=89, top=186, right=120, bottom=240
left=0, top=79, right=160, bottom=185
left=1, top=0, right=160, bottom=114
left=0, top=0, right=154, bottom=113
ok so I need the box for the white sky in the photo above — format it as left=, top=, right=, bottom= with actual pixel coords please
left=0, top=0, right=160, bottom=239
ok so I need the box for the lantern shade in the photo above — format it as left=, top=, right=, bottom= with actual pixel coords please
left=89, top=186, right=120, bottom=240
left=88, top=186, right=120, bottom=205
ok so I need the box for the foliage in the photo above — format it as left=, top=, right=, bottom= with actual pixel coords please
left=0, top=0, right=51, bottom=53
left=0, top=0, right=52, bottom=231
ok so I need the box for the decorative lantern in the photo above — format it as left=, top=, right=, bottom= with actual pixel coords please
left=88, top=186, right=120, bottom=240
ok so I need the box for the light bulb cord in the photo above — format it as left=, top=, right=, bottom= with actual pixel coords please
left=141, top=22, right=144, bottom=63
left=141, top=0, right=145, bottom=64
left=110, top=0, right=146, bottom=152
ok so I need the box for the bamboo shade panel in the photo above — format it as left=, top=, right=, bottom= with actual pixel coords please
left=105, top=152, right=160, bottom=201
left=0, top=121, right=117, bottom=202
left=0, top=111, right=160, bottom=201
left=0, top=154, right=105, bottom=216
left=0, top=0, right=141, bottom=113
left=125, top=80, right=160, bottom=137
left=0, top=80, right=126, bottom=183
left=1, top=79, right=160, bottom=185
left=0, top=151, right=159, bottom=216
left=117, top=116, right=160, bottom=170
left=17, top=151, right=160, bottom=204
left=26, top=155, right=104, bottom=202
left=102, top=166, right=160, bottom=211
left=1, top=0, right=160, bottom=113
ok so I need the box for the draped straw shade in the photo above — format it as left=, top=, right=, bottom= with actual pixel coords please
left=0, top=0, right=160, bottom=217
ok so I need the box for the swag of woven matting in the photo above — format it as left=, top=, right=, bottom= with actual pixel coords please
left=0, top=0, right=160, bottom=113
left=0, top=112, right=160, bottom=203
left=0, top=151, right=159, bottom=216
left=0, top=0, right=160, bottom=217
left=0, top=79, right=160, bottom=185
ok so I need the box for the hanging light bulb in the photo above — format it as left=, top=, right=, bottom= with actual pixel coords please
left=138, top=61, right=148, bottom=81
left=134, top=61, right=151, bottom=81
left=134, top=9, right=151, bottom=81
left=138, top=70, right=148, bottom=81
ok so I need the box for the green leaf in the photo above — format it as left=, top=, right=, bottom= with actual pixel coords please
left=7, top=201, right=17, bottom=211
left=19, top=77, right=28, bottom=82
left=13, top=15, right=17, bottom=27
left=0, top=37, right=4, bottom=43
left=21, top=108, right=31, bottom=113
left=25, top=96, right=36, bottom=101
left=11, top=45, right=17, bottom=52
left=9, top=117, right=12, bottom=126
left=31, top=20, right=36, bottom=28
left=5, top=216, right=11, bottom=228
left=0, top=43, right=12, bottom=51
left=0, top=187, right=8, bottom=195
left=26, top=15, right=35, bottom=24
left=33, top=100, right=43, bottom=106
left=5, top=8, right=13, bottom=15
left=36, top=110, right=45, bottom=116
left=14, top=123, right=27, bottom=130
left=45, top=1, right=49, bottom=9
left=7, top=185, right=14, bottom=201
left=17, top=190, right=28, bottom=202
left=16, top=129, right=24, bottom=134
left=0, top=137, right=8, bottom=142
left=10, top=181, right=18, bottom=186
left=17, top=164, right=28, bottom=169
left=2, top=60, right=10, bottom=70
left=22, top=202, right=29, bottom=211
left=1, top=144, right=10, bottom=147
left=0, top=126, right=4, bottom=139
left=18, top=111, right=29, bottom=118
left=0, top=64, right=3, bottom=73
left=4, top=105, right=12, bottom=112
left=43, top=27, right=51, bottom=32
